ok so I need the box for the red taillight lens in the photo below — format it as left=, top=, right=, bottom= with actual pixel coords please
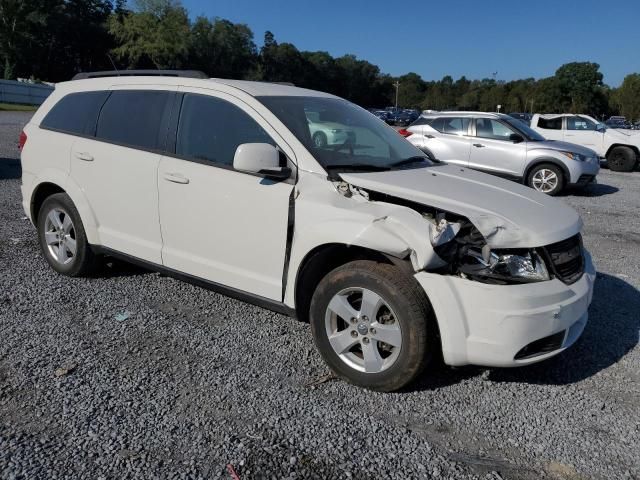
left=18, top=131, right=27, bottom=150
left=398, top=128, right=413, bottom=137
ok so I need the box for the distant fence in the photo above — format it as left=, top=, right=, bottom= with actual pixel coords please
left=0, top=80, right=54, bottom=106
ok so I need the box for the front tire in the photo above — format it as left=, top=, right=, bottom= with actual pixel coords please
left=37, top=193, right=99, bottom=277
left=310, top=260, right=434, bottom=392
left=527, top=164, right=564, bottom=195
left=607, top=146, right=637, bottom=172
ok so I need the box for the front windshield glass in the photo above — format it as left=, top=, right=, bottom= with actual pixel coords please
left=502, top=116, right=546, bottom=141
left=257, top=96, right=430, bottom=171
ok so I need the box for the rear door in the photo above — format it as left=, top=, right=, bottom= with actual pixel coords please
left=70, top=86, right=176, bottom=263
left=426, top=116, right=471, bottom=165
left=533, top=116, right=563, bottom=141
left=468, top=118, right=527, bottom=177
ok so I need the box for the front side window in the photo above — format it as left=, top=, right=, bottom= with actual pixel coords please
left=176, top=93, right=275, bottom=166
left=96, top=90, right=173, bottom=150
left=475, top=118, right=515, bottom=141
left=257, top=96, right=428, bottom=172
left=41, top=91, right=110, bottom=136
left=537, top=117, right=562, bottom=130
left=567, top=116, right=597, bottom=131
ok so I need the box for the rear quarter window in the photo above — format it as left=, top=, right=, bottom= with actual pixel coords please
left=96, top=90, right=174, bottom=151
left=40, top=91, right=110, bottom=136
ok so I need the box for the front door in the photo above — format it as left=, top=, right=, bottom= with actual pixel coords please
left=563, top=115, right=603, bottom=154
left=468, top=118, right=527, bottom=177
left=157, top=90, right=295, bottom=301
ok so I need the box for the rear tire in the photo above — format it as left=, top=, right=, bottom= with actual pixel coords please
left=309, top=260, right=434, bottom=392
left=607, top=146, right=637, bottom=172
left=37, top=193, right=99, bottom=277
left=527, top=163, right=564, bottom=196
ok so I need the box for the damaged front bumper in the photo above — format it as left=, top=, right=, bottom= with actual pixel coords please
left=415, top=250, right=596, bottom=368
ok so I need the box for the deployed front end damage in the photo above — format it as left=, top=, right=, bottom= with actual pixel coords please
left=325, top=178, right=595, bottom=369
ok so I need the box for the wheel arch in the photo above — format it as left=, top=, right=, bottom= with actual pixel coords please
left=293, top=243, right=410, bottom=323
left=523, top=157, right=570, bottom=186
left=604, top=143, right=639, bottom=158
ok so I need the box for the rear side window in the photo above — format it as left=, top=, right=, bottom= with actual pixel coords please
left=96, top=90, right=173, bottom=150
left=442, top=117, right=470, bottom=135
left=176, top=93, right=275, bottom=167
left=537, top=117, right=562, bottom=130
left=409, top=116, right=433, bottom=127
left=40, top=91, right=109, bottom=136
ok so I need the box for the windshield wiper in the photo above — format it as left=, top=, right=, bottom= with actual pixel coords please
left=389, top=156, right=429, bottom=168
left=324, top=164, right=391, bottom=172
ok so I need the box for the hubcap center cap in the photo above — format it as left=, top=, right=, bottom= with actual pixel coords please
left=356, top=322, right=369, bottom=335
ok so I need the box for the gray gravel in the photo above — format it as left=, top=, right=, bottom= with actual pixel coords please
left=1, top=111, right=639, bottom=479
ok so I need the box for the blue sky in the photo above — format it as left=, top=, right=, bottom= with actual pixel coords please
left=180, top=0, right=639, bottom=86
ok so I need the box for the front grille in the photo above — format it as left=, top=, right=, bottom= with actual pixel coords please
left=543, top=234, right=584, bottom=284
left=514, top=331, right=566, bottom=360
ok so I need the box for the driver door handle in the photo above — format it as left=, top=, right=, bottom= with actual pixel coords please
left=163, top=172, right=190, bottom=184
left=473, top=143, right=485, bottom=148
left=75, top=152, right=94, bottom=161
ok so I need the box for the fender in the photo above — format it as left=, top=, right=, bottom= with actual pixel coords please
left=523, top=156, right=571, bottom=184
left=31, top=169, right=101, bottom=245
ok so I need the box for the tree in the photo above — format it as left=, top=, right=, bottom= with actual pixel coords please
left=188, top=17, right=257, bottom=78
left=109, top=0, right=190, bottom=69
left=615, top=74, right=640, bottom=121
left=555, top=62, right=604, bottom=113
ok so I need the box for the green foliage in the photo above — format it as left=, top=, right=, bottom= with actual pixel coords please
left=0, top=0, right=636, bottom=116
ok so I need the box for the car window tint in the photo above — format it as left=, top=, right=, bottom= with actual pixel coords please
left=41, top=91, right=110, bottom=136
left=409, top=116, right=432, bottom=127
left=96, top=90, right=173, bottom=150
left=567, top=116, right=597, bottom=131
left=537, top=117, right=562, bottom=130
left=442, top=117, right=470, bottom=135
left=475, top=119, right=515, bottom=140
left=429, top=117, right=446, bottom=132
left=176, top=93, right=275, bottom=166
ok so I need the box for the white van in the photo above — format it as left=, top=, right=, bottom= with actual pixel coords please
left=19, top=71, right=595, bottom=391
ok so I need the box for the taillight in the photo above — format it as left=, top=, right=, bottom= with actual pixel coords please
left=18, top=131, right=27, bottom=150
left=398, top=128, right=413, bottom=137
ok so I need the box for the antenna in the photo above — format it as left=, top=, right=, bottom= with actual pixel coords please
left=106, top=54, right=120, bottom=76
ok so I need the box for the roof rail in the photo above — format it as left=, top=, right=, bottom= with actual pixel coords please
left=71, top=70, right=208, bottom=80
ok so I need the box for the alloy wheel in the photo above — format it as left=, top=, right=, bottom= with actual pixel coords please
left=44, top=208, right=77, bottom=265
left=532, top=168, right=558, bottom=193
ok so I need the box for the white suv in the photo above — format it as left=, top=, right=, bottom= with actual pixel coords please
left=20, top=71, right=595, bottom=391
left=530, top=113, right=640, bottom=172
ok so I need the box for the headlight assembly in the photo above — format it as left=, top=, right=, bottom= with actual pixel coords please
left=559, top=151, right=586, bottom=162
left=460, top=248, right=550, bottom=283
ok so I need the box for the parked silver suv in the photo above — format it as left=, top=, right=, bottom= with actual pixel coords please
left=404, top=112, right=600, bottom=195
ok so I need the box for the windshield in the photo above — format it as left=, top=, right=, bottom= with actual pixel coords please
left=502, top=116, right=546, bottom=141
left=257, top=96, right=430, bottom=172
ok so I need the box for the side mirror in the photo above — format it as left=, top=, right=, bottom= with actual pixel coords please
left=596, top=124, right=606, bottom=132
left=509, top=133, right=524, bottom=143
left=233, top=143, right=291, bottom=180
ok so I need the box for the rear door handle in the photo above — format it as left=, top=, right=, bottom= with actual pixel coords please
left=75, top=152, right=94, bottom=161
left=425, top=134, right=435, bottom=139
left=473, top=143, right=485, bottom=148
left=163, top=172, right=190, bottom=184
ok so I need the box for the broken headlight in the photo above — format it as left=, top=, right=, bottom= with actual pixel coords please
left=461, top=248, right=550, bottom=283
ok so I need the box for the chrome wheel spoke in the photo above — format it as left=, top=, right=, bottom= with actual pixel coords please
left=328, top=329, right=359, bottom=354
left=360, top=289, right=383, bottom=321
left=44, top=231, right=58, bottom=245
left=362, top=340, right=384, bottom=373
left=62, top=214, right=73, bottom=234
left=47, top=210, right=63, bottom=229
left=327, top=294, right=358, bottom=322
left=57, top=243, right=69, bottom=263
left=64, top=237, right=77, bottom=256
left=371, top=322, right=402, bottom=347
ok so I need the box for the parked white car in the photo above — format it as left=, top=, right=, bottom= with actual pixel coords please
left=530, top=113, right=640, bottom=172
left=305, top=111, right=354, bottom=148
left=20, top=71, right=595, bottom=391
left=404, top=112, right=600, bottom=195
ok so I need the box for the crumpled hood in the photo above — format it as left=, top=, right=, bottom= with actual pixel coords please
left=340, top=164, right=582, bottom=249
left=531, top=140, right=598, bottom=156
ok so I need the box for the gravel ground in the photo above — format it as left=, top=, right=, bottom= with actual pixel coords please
left=1, top=111, right=638, bottom=479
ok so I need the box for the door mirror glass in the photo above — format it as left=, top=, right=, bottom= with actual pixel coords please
left=509, top=133, right=524, bottom=143
left=596, top=123, right=606, bottom=132
left=233, top=143, right=291, bottom=179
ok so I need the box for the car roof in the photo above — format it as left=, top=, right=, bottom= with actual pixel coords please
left=419, top=111, right=508, bottom=119
left=54, top=76, right=336, bottom=99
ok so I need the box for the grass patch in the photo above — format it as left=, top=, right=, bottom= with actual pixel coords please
left=0, top=102, right=38, bottom=112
